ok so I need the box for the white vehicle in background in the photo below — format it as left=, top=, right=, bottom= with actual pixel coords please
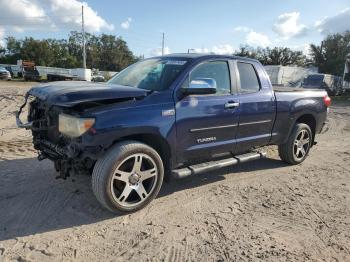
left=91, top=74, right=105, bottom=82
left=0, top=66, right=11, bottom=80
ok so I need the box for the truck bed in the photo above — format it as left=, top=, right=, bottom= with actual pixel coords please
left=273, top=86, right=321, bottom=92
left=271, top=86, right=328, bottom=146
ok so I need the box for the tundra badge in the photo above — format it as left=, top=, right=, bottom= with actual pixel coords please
left=197, top=137, right=217, bottom=143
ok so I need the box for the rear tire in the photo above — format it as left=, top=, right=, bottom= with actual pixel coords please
left=278, top=123, right=312, bottom=165
left=92, top=141, right=164, bottom=214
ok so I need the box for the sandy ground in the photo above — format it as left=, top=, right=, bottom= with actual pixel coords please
left=0, top=80, right=350, bottom=262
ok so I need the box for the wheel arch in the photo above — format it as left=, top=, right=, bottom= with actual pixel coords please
left=279, top=112, right=317, bottom=145
left=295, top=114, right=316, bottom=142
left=112, top=133, right=172, bottom=172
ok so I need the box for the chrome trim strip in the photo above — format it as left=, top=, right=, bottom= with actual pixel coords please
left=190, top=124, right=238, bottom=132
left=239, top=119, right=272, bottom=126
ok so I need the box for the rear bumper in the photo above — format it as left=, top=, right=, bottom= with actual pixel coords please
left=318, top=120, right=328, bottom=134
left=315, top=108, right=328, bottom=134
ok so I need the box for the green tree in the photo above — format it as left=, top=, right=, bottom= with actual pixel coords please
left=264, top=47, right=307, bottom=66
left=235, top=46, right=307, bottom=66
left=234, top=46, right=258, bottom=59
left=0, top=37, right=21, bottom=64
left=20, top=37, right=53, bottom=66
left=0, top=32, right=138, bottom=71
left=96, top=34, right=137, bottom=71
left=310, top=31, right=350, bottom=76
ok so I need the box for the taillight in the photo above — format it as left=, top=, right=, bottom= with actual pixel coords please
left=323, top=96, right=331, bottom=107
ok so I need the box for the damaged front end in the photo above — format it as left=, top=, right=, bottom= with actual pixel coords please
left=16, top=82, right=149, bottom=179
left=16, top=95, right=98, bottom=179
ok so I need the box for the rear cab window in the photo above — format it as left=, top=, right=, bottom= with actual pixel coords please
left=237, top=62, right=260, bottom=93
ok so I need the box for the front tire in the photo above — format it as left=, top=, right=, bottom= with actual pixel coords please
left=278, top=123, right=312, bottom=165
left=92, top=141, right=164, bottom=214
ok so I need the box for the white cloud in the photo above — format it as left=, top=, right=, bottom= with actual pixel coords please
left=233, top=26, right=272, bottom=48
left=288, top=44, right=311, bottom=56
left=149, top=44, right=235, bottom=56
left=191, top=47, right=209, bottom=53
left=212, top=44, right=235, bottom=55
left=49, top=0, right=114, bottom=32
left=121, top=18, right=132, bottom=30
left=273, top=12, right=307, bottom=39
left=233, top=26, right=251, bottom=33
left=0, top=0, right=48, bottom=32
left=3, top=0, right=46, bottom=18
left=190, top=44, right=235, bottom=55
left=0, top=0, right=114, bottom=36
left=316, top=7, right=350, bottom=35
left=150, top=46, right=171, bottom=56
left=246, top=31, right=271, bottom=47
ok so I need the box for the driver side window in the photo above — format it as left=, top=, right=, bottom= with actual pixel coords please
left=183, top=61, right=231, bottom=95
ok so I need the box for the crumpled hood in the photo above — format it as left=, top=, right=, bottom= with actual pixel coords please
left=28, top=81, right=149, bottom=107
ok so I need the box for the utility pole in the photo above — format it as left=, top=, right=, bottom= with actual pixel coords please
left=82, top=5, right=86, bottom=68
left=161, top=32, right=165, bottom=56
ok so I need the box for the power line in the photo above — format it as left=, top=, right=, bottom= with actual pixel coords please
left=0, top=14, right=80, bottom=20
left=0, top=23, right=80, bottom=27
left=120, top=28, right=164, bottom=37
left=0, top=12, right=168, bottom=55
left=120, top=36, right=161, bottom=46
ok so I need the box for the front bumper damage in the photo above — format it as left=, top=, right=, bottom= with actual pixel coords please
left=16, top=95, right=100, bottom=179
left=16, top=93, right=33, bottom=129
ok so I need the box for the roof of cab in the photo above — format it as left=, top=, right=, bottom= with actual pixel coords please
left=161, top=53, right=259, bottom=63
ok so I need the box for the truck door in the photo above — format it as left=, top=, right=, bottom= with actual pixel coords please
left=234, top=61, right=276, bottom=153
left=175, top=60, right=239, bottom=164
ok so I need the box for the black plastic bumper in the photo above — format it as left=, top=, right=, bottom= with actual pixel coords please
left=34, top=138, right=102, bottom=161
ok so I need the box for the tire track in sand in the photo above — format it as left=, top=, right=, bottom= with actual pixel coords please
left=0, top=140, right=36, bottom=160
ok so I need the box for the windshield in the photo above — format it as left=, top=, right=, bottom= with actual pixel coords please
left=107, top=58, right=190, bottom=91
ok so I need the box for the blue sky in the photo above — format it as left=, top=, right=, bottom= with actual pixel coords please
left=1, top=0, right=349, bottom=57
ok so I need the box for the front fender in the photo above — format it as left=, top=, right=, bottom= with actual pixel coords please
left=79, top=93, right=177, bottom=164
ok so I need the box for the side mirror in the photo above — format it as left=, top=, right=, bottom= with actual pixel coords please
left=181, top=78, right=217, bottom=95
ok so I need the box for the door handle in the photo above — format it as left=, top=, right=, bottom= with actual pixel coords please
left=224, top=102, right=240, bottom=109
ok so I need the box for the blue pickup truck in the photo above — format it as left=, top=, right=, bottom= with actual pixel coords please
left=17, top=54, right=330, bottom=213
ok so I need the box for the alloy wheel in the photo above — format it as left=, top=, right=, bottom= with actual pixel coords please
left=293, top=129, right=310, bottom=160
left=110, top=153, right=158, bottom=208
